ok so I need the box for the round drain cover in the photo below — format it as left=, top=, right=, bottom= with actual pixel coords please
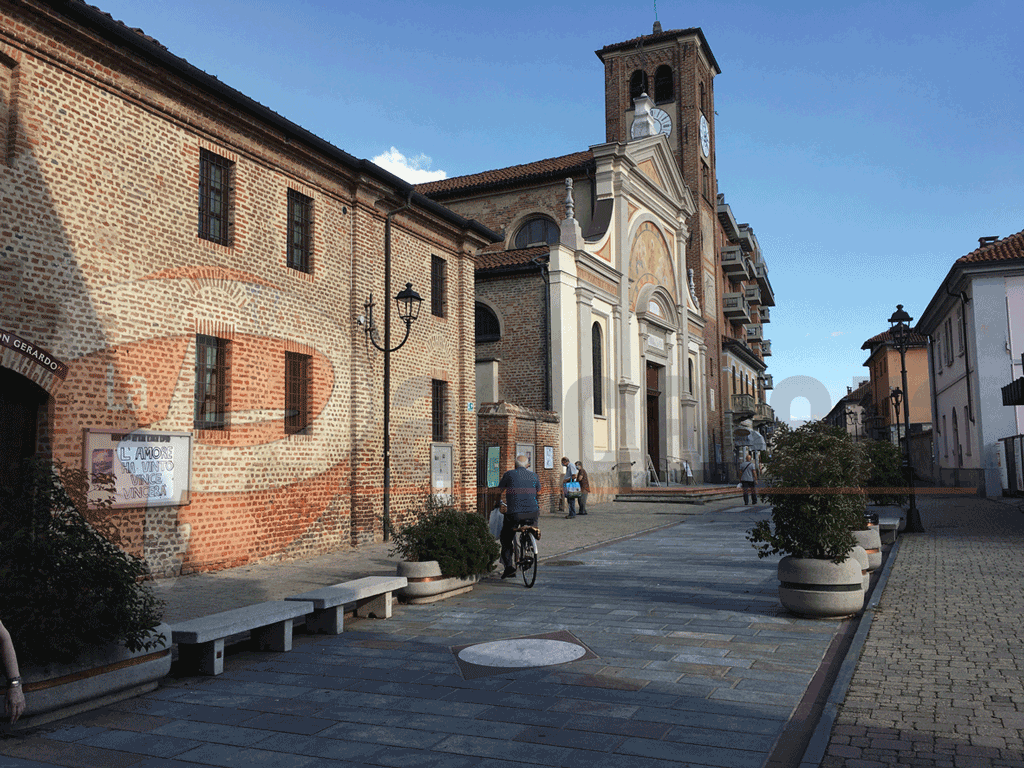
left=457, top=638, right=586, bottom=668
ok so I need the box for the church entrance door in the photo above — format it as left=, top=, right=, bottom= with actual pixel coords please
left=0, top=367, right=48, bottom=489
left=646, top=362, right=662, bottom=480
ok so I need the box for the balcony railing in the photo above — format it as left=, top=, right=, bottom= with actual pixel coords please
left=723, top=293, right=751, bottom=324
left=730, top=393, right=755, bottom=419
left=761, top=374, right=774, bottom=390
left=755, top=262, right=776, bottom=307
left=721, top=245, right=746, bottom=277
left=753, top=401, right=774, bottom=425
left=761, top=339, right=772, bottom=356
left=745, top=324, right=763, bottom=342
left=744, top=285, right=762, bottom=305
left=760, top=306, right=770, bottom=323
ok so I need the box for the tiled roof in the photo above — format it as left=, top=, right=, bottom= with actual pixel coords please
left=861, top=328, right=929, bottom=350
left=956, top=228, right=1024, bottom=265
left=596, top=25, right=721, bottom=74
left=476, top=246, right=549, bottom=273
left=417, top=152, right=594, bottom=199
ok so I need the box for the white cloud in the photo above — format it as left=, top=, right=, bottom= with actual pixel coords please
left=831, top=331, right=844, bottom=337
left=372, top=147, right=447, bottom=184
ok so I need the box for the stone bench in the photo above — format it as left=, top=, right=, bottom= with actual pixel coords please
left=170, top=600, right=313, bottom=676
left=285, top=575, right=408, bottom=634
left=878, top=515, right=902, bottom=545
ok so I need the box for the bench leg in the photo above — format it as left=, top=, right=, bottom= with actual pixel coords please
left=253, top=619, right=293, bottom=652
left=307, top=606, right=343, bottom=635
left=179, top=639, right=225, bottom=676
left=357, top=592, right=393, bottom=619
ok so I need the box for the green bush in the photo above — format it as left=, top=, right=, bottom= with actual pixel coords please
left=390, top=495, right=500, bottom=578
left=0, top=460, right=165, bottom=666
left=747, top=422, right=868, bottom=563
left=861, top=439, right=907, bottom=506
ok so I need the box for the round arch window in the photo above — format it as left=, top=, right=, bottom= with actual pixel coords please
left=475, top=303, right=500, bottom=343
left=514, top=217, right=559, bottom=249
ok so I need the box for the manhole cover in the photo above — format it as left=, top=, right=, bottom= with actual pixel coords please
left=451, top=629, right=598, bottom=680
left=546, top=560, right=585, bottom=567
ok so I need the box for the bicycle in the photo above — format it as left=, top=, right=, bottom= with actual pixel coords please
left=511, top=524, right=540, bottom=588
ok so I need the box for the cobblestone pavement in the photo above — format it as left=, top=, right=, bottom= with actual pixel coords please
left=821, top=494, right=1024, bottom=768
left=0, top=495, right=856, bottom=768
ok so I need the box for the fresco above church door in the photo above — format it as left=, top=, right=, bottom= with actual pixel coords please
left=629, top=221, right=677, bottom=312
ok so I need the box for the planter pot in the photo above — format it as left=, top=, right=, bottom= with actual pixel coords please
left=849, top=545, right=870, bottom=592
left=778, top=556, right=864, bottom=618
left=12, top=624, right=172, bottom=730
left=397, top=560, right=478, bottom=604
left=851, top=527, right=882, bottom=570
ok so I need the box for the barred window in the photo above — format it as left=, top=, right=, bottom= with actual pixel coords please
left=432, top=379, right=448, bottom=442
left=287, top=190, right=313, bottom=273
left=285, top=352, right=310, bottom=434
left=630, top=70, right=648, bottom=102
left=195, top=334, right=228, bottom=430
left=198, top=149, right=233, bottom=245
left=431, top=255, right=447, bottom=317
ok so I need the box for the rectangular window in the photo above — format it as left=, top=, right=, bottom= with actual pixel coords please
left=285, top=352, right=310, bottom=434
left=198, top=149, right=233, bottom=245
left=195, top=334, right=228, bottom=430
left=956, top=305, right=965, bottom=355
left=0, top=57, right=13, bottom=162
left=287, top=189, right=313, bottom=272
left=431, top=379, right=448, bottom=442
left=945, top=318, right=954, bottom=366
left=431, top=255, right=447, bottom=317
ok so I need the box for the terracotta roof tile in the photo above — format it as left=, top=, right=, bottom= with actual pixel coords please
left=861, top=328, right=929, bottom=350
left=956, top=228, right=1024, bottom=265
left=476, top=246, right=549, bottom=272
left=596, top=26, right=721, bottom=74
left=417, top=151, right=593, bottom=198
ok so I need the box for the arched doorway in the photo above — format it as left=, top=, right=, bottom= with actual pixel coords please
left=0, top=367, right=48, bottom=484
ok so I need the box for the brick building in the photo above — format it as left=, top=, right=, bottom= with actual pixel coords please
left=0, top=0, right=497, bottom=576
left=420, top=23, right=776, bottom=492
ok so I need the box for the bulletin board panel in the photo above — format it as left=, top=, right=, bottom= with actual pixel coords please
left=84, top=429, right=192, bottom=509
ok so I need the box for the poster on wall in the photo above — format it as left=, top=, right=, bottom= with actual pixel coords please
left=431, top=443, right=453, bottom=501
left=515, top=443, right=535, bottom=471
left=486, top=446, right=501, bottom=488
left=84, top=429, right=192, bottom=509
left=544, top=446, right=554, bottom=469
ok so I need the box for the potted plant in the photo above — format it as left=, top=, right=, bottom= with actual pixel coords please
left=747, top=423, right=868, bottom=618
left=0, top=460, right=168, bottom=728
left=390, top=494, right=500, bottom=604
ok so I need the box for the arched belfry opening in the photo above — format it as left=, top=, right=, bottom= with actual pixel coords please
left=0, top=366, right=49, bottom=485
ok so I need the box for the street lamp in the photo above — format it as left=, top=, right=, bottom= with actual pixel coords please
left=362, top=199, right=423, bottom=541
left=889, top=387, right=903, bottom=447
left=887, top=304, right=924, bottom=532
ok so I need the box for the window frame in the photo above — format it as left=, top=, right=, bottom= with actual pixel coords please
left=431, top=255, right=447, bottom=318
left=592, top=322, right=604, bottom=416
left=285, top=351, right=311, bottom=435
left=431, top=379, right=449, bottom=442
left=198, top=149, right=233, bottom=245
left=194, top=334, right=228, bottom=431
left=475, top=302, right=500, bottom=343
left=287, top=189, right=313, bottom=273
left=629, top=70, right=649, bottom=103
left=654, top=65, right=673, bottom=103
left=513, top=217, right=559, bottom=250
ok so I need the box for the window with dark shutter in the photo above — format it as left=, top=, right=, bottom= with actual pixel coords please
left=654, top=65, right=673, bottom=102
left=431, top=255, right=447, bottom=317
left=198, top=150, right=233, bottom=245
left=432, top=379, right=448, bottom=442
left=287, top=190, right=313, bottom=273
left=285, top=352, right=310, bottom=434
left=592, top=322, right=604, bottom=416
left=195, top=334, right=228, bottom=430
left=475, top=303, right=500, bottom=343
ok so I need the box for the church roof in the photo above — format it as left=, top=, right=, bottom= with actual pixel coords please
left=475, top=246, right=549, bottom=274
left=955, top=228, right=1024, bottom=265
left=417, top=152, right=594, bottom=199
left=596, top=25, right=721, bottom=75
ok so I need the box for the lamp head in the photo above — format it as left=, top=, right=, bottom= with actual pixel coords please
left=395, top=282, right=422, bottom=324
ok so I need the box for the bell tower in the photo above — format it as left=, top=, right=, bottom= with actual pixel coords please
left=596, top=23, right=722, bottom=310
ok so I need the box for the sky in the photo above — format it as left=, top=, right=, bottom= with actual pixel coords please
left=91, top=0, right=1024, bottom=422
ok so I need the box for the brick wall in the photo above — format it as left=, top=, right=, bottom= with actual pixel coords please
left=477, top=402, right=561, bottom=515
left=0, top=2, right=487, bottom=576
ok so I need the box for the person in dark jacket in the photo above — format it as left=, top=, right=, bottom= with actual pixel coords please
left=496, top=454, right=541, bottom=577
left=574, top=461, right=590, bottom=515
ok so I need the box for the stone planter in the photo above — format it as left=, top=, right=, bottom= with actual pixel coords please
left=850, top=544, right=870, bottom=592
left=778, top=556, right=864, bottom=618
left=852, top=527, right=882, bottom=570
left=13, top=623, right=172, bottom=730
left=396, top=560, right=478, bottom=604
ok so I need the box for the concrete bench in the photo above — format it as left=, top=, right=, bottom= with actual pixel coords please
left=285, top=575, right=408, bottom=634
left=878, top=516, right=902, bottom=545
left=171, top=600, right=313, bottom=676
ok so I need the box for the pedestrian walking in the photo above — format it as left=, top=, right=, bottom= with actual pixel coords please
left=739, top=452, right=758, bottom=505
left=561, top=456, right=577, bottom=518
left=683, top=460, right=694, bottom=486
left=574, top=461, right=590, bottom=515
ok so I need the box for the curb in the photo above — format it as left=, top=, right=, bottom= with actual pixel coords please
left=797, top=536, right=903, bottom=768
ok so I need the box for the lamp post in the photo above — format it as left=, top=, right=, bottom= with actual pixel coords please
left=889, top=387, right=903, bottom=448
left=362, top=200, right=423, bottom=541
left=888, top=304, right=924, bottom=532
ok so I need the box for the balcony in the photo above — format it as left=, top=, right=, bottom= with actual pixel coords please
left=755, top=262, right=776, bottom=307
left=744, top=285, right=762, bottom=305
left=760, top=306, right=770, bottom=323
left=761, top=339, right=772, bottom=356
left=761, top=374, right=774, bottom=390
left=721, top=245, right=747, bottom=279
left=753, top=401, right=774, bottom=426
left=730, top=393, right=755, bottom=420
left=722, top=293, right=752, bottom=324
left=745, top=324, right=763, bottom=342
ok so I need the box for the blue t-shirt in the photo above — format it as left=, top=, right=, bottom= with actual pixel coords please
left=498, top=467, right=541, bottom=519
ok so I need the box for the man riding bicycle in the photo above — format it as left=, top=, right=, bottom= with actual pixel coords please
left=496, top=454, right=540, bottom=579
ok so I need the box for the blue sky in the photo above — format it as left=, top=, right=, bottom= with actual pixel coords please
left=94, top=0, right=1024, bottom=420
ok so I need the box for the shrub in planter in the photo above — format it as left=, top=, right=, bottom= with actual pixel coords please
left=747, top=422, right=868, bottom=563
left=390, top=495, right=500, bottom=579
left=0, top=460, right=165, bottom=666
left=861, top=438, right=908, bottom=506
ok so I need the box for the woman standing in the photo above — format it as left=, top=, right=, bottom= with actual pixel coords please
left=574, top=461, right=591, bottom=516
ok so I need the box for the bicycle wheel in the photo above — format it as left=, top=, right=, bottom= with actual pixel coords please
left=520, top=532, right=537, bottom=588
